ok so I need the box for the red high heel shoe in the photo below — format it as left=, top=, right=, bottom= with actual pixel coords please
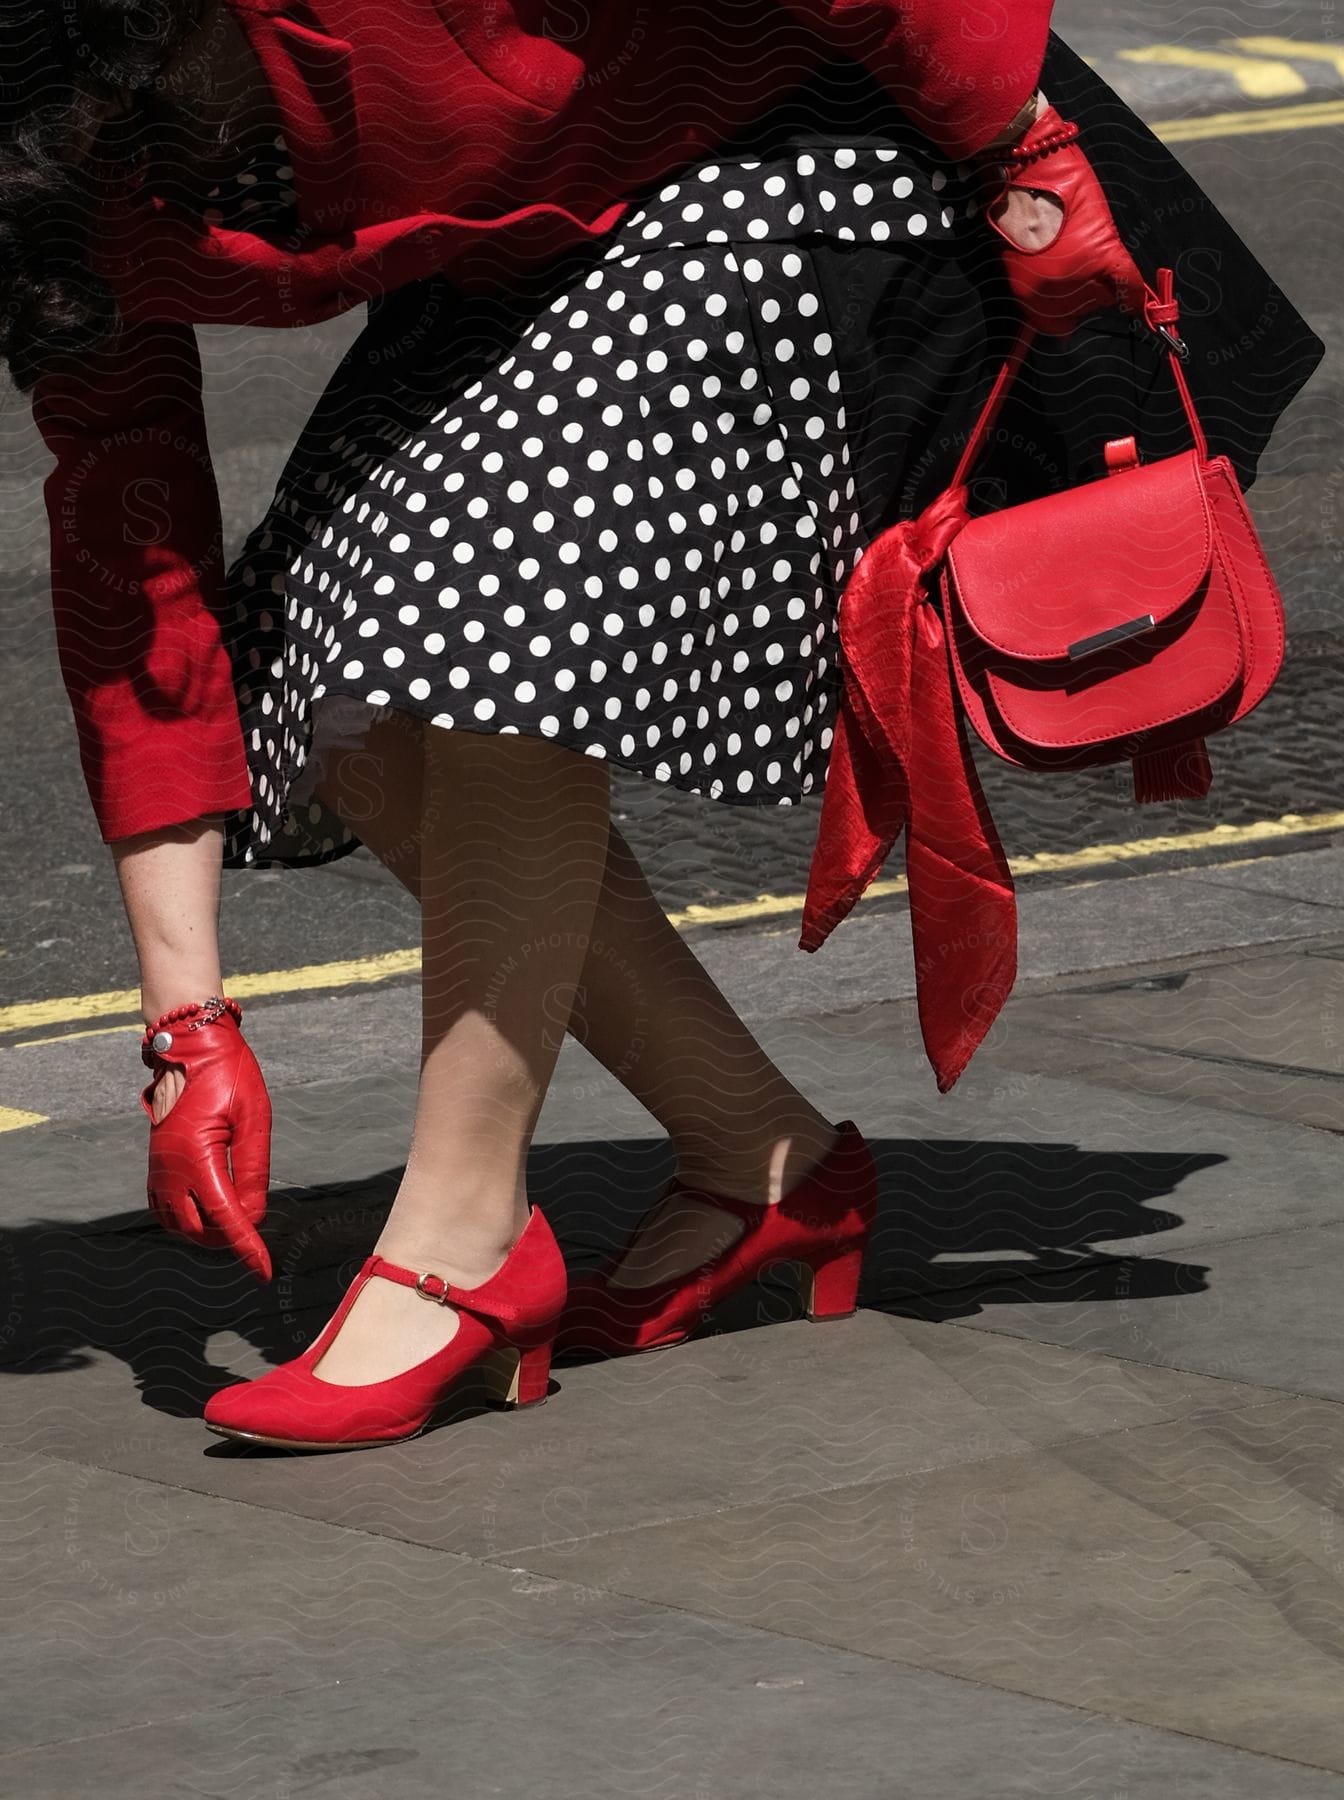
left=554, top=1118, right=877, bottom=1358
left=203, top=1204, right=567, bottom=1450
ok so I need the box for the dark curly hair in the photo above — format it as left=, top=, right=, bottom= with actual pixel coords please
left=0, top=0, right=217, bottom=393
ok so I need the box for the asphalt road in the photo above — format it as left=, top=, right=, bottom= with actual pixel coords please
left=0, top=8, right=1341, bottom=1009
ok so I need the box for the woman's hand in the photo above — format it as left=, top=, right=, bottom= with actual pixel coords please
left=143, top=1005, right=273, bottom=1282
left=109, top=819, right=272, bottom=1280
left=978, top=104, right=1147, bottom=336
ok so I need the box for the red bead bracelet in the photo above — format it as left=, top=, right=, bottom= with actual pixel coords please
left=995, top=120, right=1082, bottom=170
left=141, top=995, right=244, bottom=1066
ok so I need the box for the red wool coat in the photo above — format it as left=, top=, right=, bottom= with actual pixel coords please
left=31, top=0, right=1052, bottom=843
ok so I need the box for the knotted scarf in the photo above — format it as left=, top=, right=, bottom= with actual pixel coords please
left=799, top=483, right=1017, bottom=1093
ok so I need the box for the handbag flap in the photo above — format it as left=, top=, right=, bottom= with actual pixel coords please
left=944, top=449, right=1214, bottom=663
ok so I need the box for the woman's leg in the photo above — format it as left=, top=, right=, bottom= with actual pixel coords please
left=314, top=713, right=839, bottom=1302
left=310, top=717, right=611, bottom=1382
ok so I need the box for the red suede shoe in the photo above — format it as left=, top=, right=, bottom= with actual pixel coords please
left=554, top=1118, right=877, bottom=1358
left=203, top=1204, right=567, bottom=1450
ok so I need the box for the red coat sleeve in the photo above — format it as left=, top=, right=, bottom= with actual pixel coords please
left=30, top=318, right=254, bottom=843
left=773, top=0, right=1055, bottom=161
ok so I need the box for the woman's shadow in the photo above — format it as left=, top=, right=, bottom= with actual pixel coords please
left=0, top=1134, right=1217, bottom=1419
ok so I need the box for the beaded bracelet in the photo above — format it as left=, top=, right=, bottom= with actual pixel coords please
left=995, top=119, right=1081, bottom=171
left=141, top=995, right=243, bottom=1066
left=972, top=89, right=1045, bottom=161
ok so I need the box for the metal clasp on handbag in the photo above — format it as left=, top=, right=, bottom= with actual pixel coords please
left=1133, top=312, right=1190, bottom=361
left=1066, top=614, right=1157, bottom=661
left=1139, top=268, right=1191, bottom=361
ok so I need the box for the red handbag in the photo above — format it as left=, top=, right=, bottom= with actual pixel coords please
left=940, top=268, right=1286, bottom=802
left=800, top=267, right=1289, bottom=1093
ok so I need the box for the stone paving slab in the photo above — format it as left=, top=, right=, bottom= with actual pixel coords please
left=1195, top=847, right=1344, bottom=911
left=4, top=1450, right=633, bottom=1758
left=7, top=1578, right=1343, bottom=1800
left=1001, top=953, right=1344, bottom=1078
left=978, top=1024, right=1342, bottom=1133
left=907, top=1221, right=1344, bottom=1405
left=507, top=1391, right=1344, bottom=1774
left=0, top=1312, right=1277, bottom=1562
left=972, top=948, right=1344, bottom=1130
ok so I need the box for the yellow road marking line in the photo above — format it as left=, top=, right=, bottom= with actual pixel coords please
left=0, top=948, right=423, bottom=1038
left=0, top=1107, right=49, bottom=1133
left=1152, top=97, right=1344, bottom=141
left=1120, top=44, right=1308, bottom=100
left=678, top=808, right=1344, bottom=923
left=1226, top=36, right=1344, bottom=81
left=1009, top=809, right=1344, bottom=873
left=13, top=1023, right=144, bottom=1050
left=1, top=809, right=1341, bottom=1042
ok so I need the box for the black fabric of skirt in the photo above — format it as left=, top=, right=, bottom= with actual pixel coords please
left=217, top=63, right=1023, bottom=869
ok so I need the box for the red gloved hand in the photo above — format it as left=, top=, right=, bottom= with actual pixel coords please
left=141, top=998, right=273, bottom=1282
left=979, top=105, right=1147, bottom=337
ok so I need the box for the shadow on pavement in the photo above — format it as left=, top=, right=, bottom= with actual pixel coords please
left=0, top=1135, right=1216, bottom=1419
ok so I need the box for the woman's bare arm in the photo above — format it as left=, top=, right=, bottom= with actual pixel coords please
left=111, top=817, right=227, bottom=1121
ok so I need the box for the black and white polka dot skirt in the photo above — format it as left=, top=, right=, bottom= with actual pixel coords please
left=220, top=78, right=1011, bottom=868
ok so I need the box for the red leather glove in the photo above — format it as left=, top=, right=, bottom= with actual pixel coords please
left=141, top=999, right=273, bottom=1282
left=979, top=105, right=1147, bottom=337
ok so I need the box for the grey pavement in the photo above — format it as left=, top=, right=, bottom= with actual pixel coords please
left=3, top=843, right=1344, bottom=1796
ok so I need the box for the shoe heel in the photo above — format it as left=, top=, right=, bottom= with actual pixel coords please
left=799, top=1244, right=864, bottom=1321
left=480, top=1339, right=553, bottom=1408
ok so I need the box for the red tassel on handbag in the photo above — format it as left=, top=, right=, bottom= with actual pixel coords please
left=801, top=269, right=1288, bottom=1091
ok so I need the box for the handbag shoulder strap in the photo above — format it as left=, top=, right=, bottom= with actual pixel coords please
left=950, top=268, right=1209, bottom=492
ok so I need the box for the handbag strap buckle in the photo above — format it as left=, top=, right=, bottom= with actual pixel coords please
left=1142, top=267, right=1190, bottom=361
left=952, top=268, right=1208, bottom=496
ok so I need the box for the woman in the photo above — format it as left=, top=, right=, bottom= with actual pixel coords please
left=1, top=1, right=1308, bottom=1450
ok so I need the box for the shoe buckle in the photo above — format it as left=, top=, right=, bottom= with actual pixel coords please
left=415, top=1271, right=453, bottom=1304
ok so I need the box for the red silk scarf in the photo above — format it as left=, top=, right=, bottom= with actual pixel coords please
left=799, top=484, right=1017, bottom=1093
